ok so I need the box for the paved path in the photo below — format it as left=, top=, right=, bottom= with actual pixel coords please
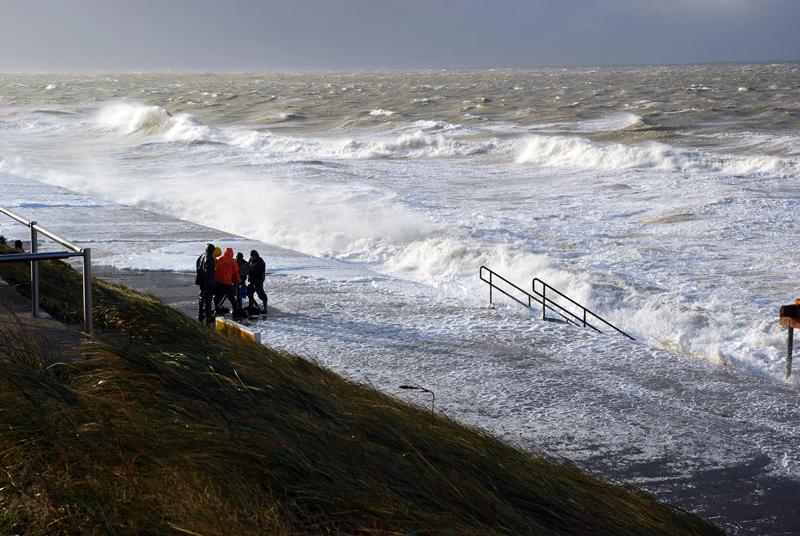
left=0, top=276, right=83, bottom=363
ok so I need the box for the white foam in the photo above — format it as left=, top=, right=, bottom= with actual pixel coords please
left=337, top=130, right=495, bottom=159
left=515, top=135, right=701, bottom=171
left=231, top=127, right=497, bottom=160
left=97, top=249, right=198, bottom=272
left=94, top=102, right=219, bottom=143
left=515, top=134, right=799, bottom=176
left=721, top=154, right=798, bottom=176
left=575, top=112, right=643, bottom=132
left=93, top=102, right=497, bottom=160
left=383, top=237, right=592, bottom=305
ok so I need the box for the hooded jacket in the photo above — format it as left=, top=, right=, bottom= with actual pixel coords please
left=215, top=248, right=241, bottom=286
left=236, top=252, right=249, bottom=282
left=248, top=252, right=266, bottom=284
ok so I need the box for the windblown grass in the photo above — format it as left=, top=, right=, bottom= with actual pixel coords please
left=0, top=250, right=724, bottom=535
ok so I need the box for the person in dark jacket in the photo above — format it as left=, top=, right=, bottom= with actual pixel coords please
left=247, top=249, right=268, bottom=315
left=235, top=251, right=249, bottom=314
left=195, top=243, right=216, bottom=324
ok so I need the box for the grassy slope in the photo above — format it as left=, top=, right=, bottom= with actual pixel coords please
left=0, top=251, right=724, bottom=535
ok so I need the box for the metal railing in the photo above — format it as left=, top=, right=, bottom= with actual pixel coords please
left=532, top=278, right=634, bottom=340
left=479, top=266, right=577, bottom=326
left=0, top=207, right=92, bottom=333
left=478, top=265, right=634, bottom=341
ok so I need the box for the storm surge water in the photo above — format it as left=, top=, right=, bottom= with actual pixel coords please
left=1, top=65, right=798, bottom=379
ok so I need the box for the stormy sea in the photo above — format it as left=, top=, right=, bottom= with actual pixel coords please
left=2, top=64, right=799, bottom=533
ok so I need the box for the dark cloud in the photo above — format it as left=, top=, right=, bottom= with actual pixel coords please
left=1, top=0, right=798, bottom=70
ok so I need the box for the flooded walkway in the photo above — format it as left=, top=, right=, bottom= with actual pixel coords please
left=3, top=173, right=800, bottom=535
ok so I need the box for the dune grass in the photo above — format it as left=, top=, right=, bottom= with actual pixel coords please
left=0, top=250, right=724, bottom=535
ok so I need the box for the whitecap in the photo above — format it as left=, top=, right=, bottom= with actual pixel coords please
left=515, top=135, right=702, bottom=171
left=575, top=112, right=643, bottom=132
left=94, top=101, right=219, bottom=143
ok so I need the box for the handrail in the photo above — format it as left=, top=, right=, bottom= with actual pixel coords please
left=0, top=251, right=86, bottom=262
left=479, top=266, right=578, bottom=327
left=478, top=265, right=634, bottom=341
left=532, top=277, right=635, bottom=340
left=0, top=207, right=82, bottom=252
left=0, top=207, right=92, bottom=333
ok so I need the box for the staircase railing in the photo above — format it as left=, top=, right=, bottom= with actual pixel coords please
left=478, top=265, right=634, bottom=341
left=479, top=266, right=581, bottom=327
left=532, top=278, right=634, bottom=340
left=0, top=207, right=93, bottom=333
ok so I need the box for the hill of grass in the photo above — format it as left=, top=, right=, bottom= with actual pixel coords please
left=0, top=248, right=723, bottom=535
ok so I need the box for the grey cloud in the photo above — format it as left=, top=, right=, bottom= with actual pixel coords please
left=0, top=0, right=797, bottom=70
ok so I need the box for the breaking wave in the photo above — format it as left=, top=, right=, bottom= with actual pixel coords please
left=232, top=129, right=497, bottom=160
left=515, top=135, right=701, bottom=170
left=384, top=237, right=593, bottom=303
left=331, top=131, right=495, bottom=159
left=95, top=102, right=219, bottom=143
left=721, top=154, right=799, bottom=176
left=92, top=102, right=800, bottom=173
left=515, top=134, right=799, bottom=176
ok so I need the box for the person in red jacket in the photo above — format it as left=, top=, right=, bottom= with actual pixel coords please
left=213, top=247, right=245, bottom=319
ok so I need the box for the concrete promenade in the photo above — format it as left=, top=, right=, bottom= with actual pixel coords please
left=0, top=276, right=83, bottom=363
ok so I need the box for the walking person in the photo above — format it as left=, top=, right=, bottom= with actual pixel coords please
left=247, top=250, right=268, bottom=315
left=235, top=252, right=249, bottom=315
left=214, top=247, right=246, bottom=319
left=195, top=243, right=216, bottom=325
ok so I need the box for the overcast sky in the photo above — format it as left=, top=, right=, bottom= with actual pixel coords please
left=1, top=0, right=798, bottom=71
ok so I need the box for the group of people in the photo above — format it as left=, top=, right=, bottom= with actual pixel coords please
left=195, top=244, right=268, bottom=325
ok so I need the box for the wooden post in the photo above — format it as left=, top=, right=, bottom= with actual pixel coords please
left=788, top=327, right=795, bottom=379
left=780, top=302, right=799, bottom=379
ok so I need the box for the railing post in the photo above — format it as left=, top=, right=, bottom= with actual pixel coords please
left=541, top=286, right=546, bottom=320
left=489, top=272, right=493, bottom=305
left=30, top=222, right=39, bottom=317
left=583, top=309, right=587, bottom=327
left=82, top=248, right=93, bottom=334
